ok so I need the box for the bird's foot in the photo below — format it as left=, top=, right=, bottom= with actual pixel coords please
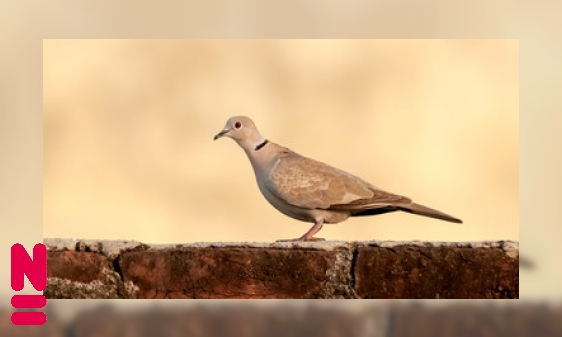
left=276, top=237, right=326, bottom=242
left=277, top=221, right=325, bottom=242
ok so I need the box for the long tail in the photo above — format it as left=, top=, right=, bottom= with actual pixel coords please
left=399, top=203, right=463, bottom=224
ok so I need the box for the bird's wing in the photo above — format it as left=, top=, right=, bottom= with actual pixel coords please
left=266, top=152, right=409, bottom=210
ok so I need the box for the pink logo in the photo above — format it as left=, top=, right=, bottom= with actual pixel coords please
left=10, top=243, right=47, bottom=325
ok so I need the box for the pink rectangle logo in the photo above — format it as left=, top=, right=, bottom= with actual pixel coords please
left=10, top=243, right=48, bottom=326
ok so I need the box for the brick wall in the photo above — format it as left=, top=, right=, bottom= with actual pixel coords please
left=44, top=239, right=519, bottom=299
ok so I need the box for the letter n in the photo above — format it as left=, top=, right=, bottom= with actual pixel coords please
left=11, top=244, right=47, bottom=291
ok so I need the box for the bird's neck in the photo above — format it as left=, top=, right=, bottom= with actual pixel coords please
left=254, top=139, right=269, bottom=151
left=244, top=140, right=278, bottom=174
left=240, top=135, right=266, bottom=155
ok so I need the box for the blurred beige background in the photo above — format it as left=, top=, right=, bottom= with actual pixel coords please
left=2, top=1, right=561, bottom=301
left=43, top=39, right=518, bottom=244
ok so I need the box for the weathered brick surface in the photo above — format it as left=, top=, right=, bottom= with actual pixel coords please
left=355, top=244, right=519, bottom=299
left=120, top=247, right=338, bottom=298
left=47, top=251, right=111, bottom=284
left=44, top=239, right=518, bottom=299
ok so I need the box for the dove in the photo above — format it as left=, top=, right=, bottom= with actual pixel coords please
left=214, top=116, right=462, bottom=242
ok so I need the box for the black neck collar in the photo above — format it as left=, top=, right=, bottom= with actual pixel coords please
left=254, top=139, right=269, bottom=151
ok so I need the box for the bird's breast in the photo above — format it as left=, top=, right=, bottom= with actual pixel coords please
left=256, top=179, right=314, bottom=222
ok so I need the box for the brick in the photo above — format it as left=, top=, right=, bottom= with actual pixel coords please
left=47, top=251, right=110, bottom=284
left=354, top=245, right=518, bottom=299
left=120, top=247, right=338, bottom=298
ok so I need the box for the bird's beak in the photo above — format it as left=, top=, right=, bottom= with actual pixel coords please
left=213, top=129, right=229, bottom=140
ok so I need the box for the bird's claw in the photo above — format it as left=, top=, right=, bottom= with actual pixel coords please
left=276, top=237, right=326, bottom=242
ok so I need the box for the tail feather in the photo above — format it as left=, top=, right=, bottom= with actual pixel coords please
left=400, top=203, right=462, bottom=224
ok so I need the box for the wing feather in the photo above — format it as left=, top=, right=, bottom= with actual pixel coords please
left=266, top=152, right=408, bottom=211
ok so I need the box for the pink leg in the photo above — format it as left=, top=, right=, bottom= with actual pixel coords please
left=276, top=220, right=325, bottom=242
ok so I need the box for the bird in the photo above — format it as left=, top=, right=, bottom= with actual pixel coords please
left=213, top=116, right=462, bottom=242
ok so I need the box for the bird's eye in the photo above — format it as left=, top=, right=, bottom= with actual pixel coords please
left=234, top=121, right=242, bottom=129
